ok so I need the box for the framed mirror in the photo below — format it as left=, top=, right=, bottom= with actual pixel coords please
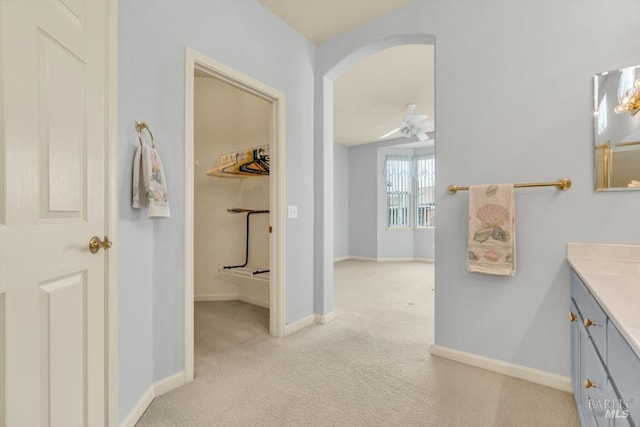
left=594, top=65, right=640, bottom=191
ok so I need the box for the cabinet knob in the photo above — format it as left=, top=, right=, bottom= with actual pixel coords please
left=570, top=312, right=577, bottom=322
left=583, top=379, right=597, bottom=389
left=583, top=318, right=596, bottom=328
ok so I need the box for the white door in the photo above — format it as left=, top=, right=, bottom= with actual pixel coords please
left=0, top=0, right=110, bottom=426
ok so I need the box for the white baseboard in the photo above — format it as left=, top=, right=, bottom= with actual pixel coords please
left=314, top=311, right=336, bottom=324
left=430, top=345, right=572, bottom=393
left=339, top=256, right=435, bottom=263
left=346, top=256, right=378, bottom=262
left=119, top=371, right=187, bottom=427
left=280, top=312, right=337, bottom=337
left=195, top=294, right=269, bottom=309
left=154, top=370, right=186, bottom=396
left=119, top=384, right=155, bottom=427
left=284, top=314, right=315, bottom=336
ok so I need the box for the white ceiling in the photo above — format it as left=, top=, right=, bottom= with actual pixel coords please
left=334, top=44, right=434, bottom=146
left=259, top=0, right=412, bottom=44
left=259, top=0, right=433, bottom=147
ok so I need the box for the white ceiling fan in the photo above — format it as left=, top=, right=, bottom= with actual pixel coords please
left=379, top=103, right=433, bottom=141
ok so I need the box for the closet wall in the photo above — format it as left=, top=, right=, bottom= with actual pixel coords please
left=194, top=74, right=271, bottom=308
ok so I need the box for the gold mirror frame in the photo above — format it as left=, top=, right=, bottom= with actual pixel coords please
left=594, top=65, right=640, bottom=191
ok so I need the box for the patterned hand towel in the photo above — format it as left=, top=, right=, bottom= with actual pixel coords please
left=132, top=145, right=145, bottom=209
left=132, top=144, right=170, bottom=218
left=467, top=184, right=516, bottom=276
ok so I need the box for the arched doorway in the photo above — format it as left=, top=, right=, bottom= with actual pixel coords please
left=315, top=34, right=436, bottom=319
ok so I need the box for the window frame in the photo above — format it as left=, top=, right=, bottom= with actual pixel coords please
left=384, top=154, right=435, bottom=229
left=414, top=154, right=435, bottom=228
left=385, top=155, right=412, bottom=229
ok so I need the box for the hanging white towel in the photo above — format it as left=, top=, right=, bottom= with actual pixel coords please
left=132, top=144, right=170, bottom=218
left=467, top=184, right=516, bottom=276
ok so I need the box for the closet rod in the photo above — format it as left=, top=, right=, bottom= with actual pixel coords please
left=223, top=208, right=269, bottom=274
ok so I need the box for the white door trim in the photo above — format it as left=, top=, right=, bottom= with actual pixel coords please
left=106, top=1, right=119, bottom=425
left=183, top=48, right=286, bottom=382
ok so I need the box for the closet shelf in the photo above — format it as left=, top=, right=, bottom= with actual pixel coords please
left=207, top=144, right=269, bottom=178
left=219, top=267, right=270, bottom=282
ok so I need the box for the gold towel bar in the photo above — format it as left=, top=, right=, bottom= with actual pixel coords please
left=615, top=140, right=640, bottom=147
left=135, top=121, right=155, bottom=149
left=448, top=178, right=572, bottom=194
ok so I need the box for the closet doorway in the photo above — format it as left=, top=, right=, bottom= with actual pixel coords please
left=184, top=49, right=286, bottom=381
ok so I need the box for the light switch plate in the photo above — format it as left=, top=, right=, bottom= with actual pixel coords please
left=288, top=205, right=298, bottom=219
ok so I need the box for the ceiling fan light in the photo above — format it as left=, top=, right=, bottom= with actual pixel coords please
left=400, top=126, right=412, bottom=138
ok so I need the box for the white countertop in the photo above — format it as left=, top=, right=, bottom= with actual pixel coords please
left=567, top=243, right=640, bottom=358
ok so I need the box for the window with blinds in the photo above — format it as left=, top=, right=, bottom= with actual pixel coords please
left=385, top=156, right=412, bottom=228
left=385, top=154, right=435, bottom=228
left=415, top=155, right=435, bottom=227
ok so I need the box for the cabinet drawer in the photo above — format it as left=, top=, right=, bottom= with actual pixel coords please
left=607, top=322, right=640, bottom=426
left=580, top=321, right=610, bottom=427
left=580, top=360, right=622, bottom=426
left=571, top=270, right=607, bottom=359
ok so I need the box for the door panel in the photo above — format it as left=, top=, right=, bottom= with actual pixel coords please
left=41, top=273, right=87, bottom=427
left=39, top=30, right=86, bottom=218
left=5, top=288, right=41, bottom=427
left=0, top=0, right=108, bottom=425
left=54, top=0, right=86, bottom=27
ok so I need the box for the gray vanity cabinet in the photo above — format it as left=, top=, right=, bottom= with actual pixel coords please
left=570, top=269, right=637, bottom=427
left=608, top=322, right=640, bottom=424
left=571, top=300, right=581, bottom=394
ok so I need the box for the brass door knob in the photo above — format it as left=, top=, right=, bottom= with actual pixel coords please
left=89, top=236, right=113, bottom=254
left=584, top=318, right=596, bottom=328
left=583, top=379, right=597, bottom=389
left=570, top=312, right=577, bottom=322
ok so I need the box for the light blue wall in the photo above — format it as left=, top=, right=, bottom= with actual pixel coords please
left=316, top=0, right=640, bottom=378
left=116, top=216, right=153, bottom=423
left=413, top=230, right=435, bottom=261
left=118, top=0, right=315, bottom=420
left=334, top=144, right=349, bottom=260
left=347, top=143, right=378, bottom=258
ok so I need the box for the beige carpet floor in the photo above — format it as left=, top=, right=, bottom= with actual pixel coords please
left=136, top=261, right=579, bottom=426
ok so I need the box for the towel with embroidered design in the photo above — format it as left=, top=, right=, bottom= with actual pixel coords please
left=132, top=144, right=170, bottom=218
left=467, top=183, right=515, bottom=276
